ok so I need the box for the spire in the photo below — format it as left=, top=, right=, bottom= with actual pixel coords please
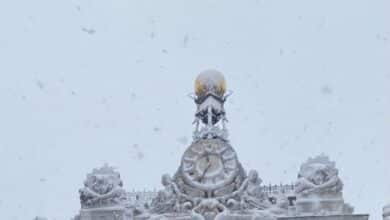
left=191, top=69, right=231, bottom=141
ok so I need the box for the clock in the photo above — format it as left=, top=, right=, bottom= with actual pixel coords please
left=179, top=138, right=244, bottom=192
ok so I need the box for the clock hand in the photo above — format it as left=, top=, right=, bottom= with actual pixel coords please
left=198, top=159, right=212, bottom=183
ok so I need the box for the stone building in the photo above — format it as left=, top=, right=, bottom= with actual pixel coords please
left=74, top=70, right=370, bottom=220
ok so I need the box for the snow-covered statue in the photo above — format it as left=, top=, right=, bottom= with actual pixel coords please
left=79, top=164, right=127, bottom=209
left=295, top=155, right=343, bottom=196
left=241, top=170, right=270, bottom=209
left=150, top=174, right=194, bottom=215
left=193, top=198, right=226, bottom=220
left=225, top=170, right=270, bottom=211
left=383, top=204, right=390, bottom=220
left=295, top=155, right=353, bottom=216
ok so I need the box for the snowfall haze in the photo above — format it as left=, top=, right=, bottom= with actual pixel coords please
left=0, top=0, right=389, bottom=220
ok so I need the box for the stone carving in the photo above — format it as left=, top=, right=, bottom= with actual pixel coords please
left=295, top=155, right=353, bottom=216
left=384, top=204, right=390, bottom=220
left=224, top=170, right=270, bottom=211
left=193, top=125, right=228, bottom=141
left=176, top=138, right=247, bottom=198
left=149, top=168, right=276, bottom=220
left=150, top=174, right=194, bottom=215
left=295, top=155, right=343, bottom=197
left=79, top=164, right=127, bottom=209
left=193, top=198, right=226, bottom=220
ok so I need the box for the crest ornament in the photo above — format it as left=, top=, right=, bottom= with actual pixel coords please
left=79, top=164, right=127, bottom=209
left=295, top=154, right=354, bottom=216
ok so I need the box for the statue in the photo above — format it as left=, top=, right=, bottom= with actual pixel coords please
left=295, top=156, right=343, bottom=196
left=295, top=155, right=353, bottom=215
left=150, top=174, right=194, bottom=214
left=79, top=164, right=127, bottom=209
left=193, top=198, right=226, bottom=220
left=227, top=170, right=270, bottom=210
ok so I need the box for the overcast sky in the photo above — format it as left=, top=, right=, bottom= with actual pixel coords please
left=0, top=0, right=389, bottom=219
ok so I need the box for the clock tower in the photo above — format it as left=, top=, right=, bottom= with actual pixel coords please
left=174, top=69, right=246, bottom=199
left=149, top=70, right=272, bottom=220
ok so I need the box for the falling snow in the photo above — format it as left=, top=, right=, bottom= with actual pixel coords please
left=0, top=1, right=388, bottom=220
left=81, top=27, right=96, bottom=35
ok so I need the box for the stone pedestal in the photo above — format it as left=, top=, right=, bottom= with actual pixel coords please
left=278, top=214, right=369, bottom=220
left=295, top=194, right=345, bottom=216
left=384, top=204, right=390, bottom=220
left=79, top=207, right=127, bottom=220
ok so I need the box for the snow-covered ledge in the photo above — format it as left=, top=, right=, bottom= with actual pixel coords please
left=383, top=204, right=390, bottom=220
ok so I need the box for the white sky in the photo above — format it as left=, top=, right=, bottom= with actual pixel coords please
left=0, top=0, right=389, bottom=219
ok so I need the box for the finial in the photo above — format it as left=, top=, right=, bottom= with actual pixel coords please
left=192, top=69, right=230, bottom=141
left=194, top=69, right=226, bottom=101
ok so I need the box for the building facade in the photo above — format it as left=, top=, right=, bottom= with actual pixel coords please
left=73, top=70, right=371, bottom=220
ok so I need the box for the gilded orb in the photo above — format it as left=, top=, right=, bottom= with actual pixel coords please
left=194, top=69, right=226, bottom=97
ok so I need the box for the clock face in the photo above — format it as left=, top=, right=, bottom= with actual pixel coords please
left=181, top=139, right=240, bottom=191
left=196, top=154, right=223, bottom=180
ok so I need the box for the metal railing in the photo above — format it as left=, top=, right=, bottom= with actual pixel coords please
left=126, top=183, right=296, bottom=205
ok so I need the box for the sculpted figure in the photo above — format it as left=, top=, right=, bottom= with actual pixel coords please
left=151, top=174, right=194, bottom=214
left=295, top=155, right=353, bottom=216
left=223, top=170, right=269, bottom=211
left=295, top=155, right=343, bottom=196
left=79, top=164, right=126, bottom=209
left=193, top=198, right=226, bottom=220
left=238, top=170, right=269, bottom=210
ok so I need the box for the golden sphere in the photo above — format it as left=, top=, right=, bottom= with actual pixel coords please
left=194, top=69, right=226, bottom=97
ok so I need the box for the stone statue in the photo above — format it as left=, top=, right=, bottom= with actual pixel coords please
left=79, top=164, right=127, bottom=209
left=151, top=174, right=194, bottom=214
left=295, top=155, right=353, bottom=215
left=228, top=170, right=270, bottom=210
left=295, top=155, right=343, bottom=196
left=193, top=198, right=226, bottom=220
